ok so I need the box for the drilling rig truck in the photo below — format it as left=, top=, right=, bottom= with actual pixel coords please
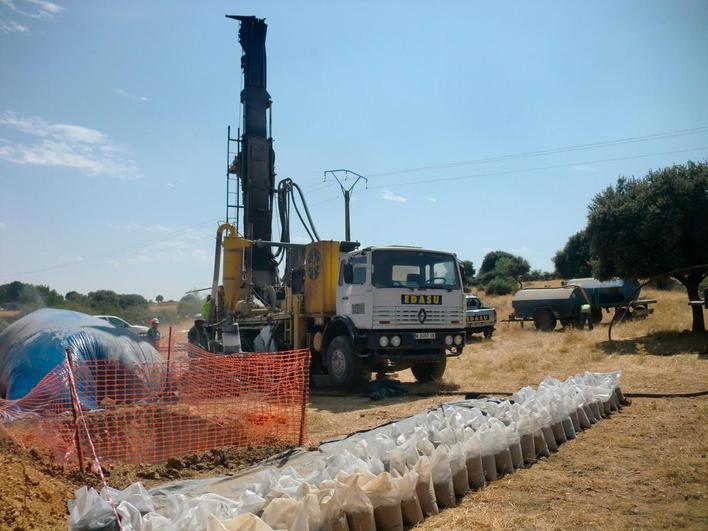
left=206, top=16, right=466, bottom=388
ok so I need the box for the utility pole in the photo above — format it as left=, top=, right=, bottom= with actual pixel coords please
left=324, top=169, right=368, bottom=242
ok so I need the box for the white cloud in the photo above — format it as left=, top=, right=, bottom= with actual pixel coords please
left=114, top=88, right=149, bottom=103
left=0, top=19, right=28, bottom=32
left=382, top=190, right=407, bottom=203
left=0, top=110, right=138, bottom=178
left=1, top=0, right=61, bottom=18
left=426, top=197, right=437, bottom=203
left=112, top=223, right=176, bottom=234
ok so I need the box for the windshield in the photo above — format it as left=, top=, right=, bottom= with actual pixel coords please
left=372, top=250, right=460, bottom=289
left=466, top=297, right=481, bottom=309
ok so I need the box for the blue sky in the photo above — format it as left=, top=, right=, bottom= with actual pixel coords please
left=1, top=1, right=707, bottom=301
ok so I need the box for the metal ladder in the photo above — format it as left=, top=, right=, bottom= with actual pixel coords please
left=225, top=125, right=243, bottom=230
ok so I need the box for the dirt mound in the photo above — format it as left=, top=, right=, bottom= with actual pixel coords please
left=0, top=423, right=288, bottom=529
left=0, top=426, right=76, bottom=530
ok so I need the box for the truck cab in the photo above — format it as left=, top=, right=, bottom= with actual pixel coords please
left=323, top=246, right=465, bottom=387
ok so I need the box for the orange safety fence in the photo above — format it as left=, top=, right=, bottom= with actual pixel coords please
left=0, top=347, right=311, bottom=466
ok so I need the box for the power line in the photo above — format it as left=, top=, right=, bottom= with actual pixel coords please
left=363, top=125, right=708, bottom=179
left=365, top=145, right=708, bottom=190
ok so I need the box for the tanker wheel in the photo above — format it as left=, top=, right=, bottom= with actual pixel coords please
left=533, top=310, right=557, bottom=332
left=326, top=336, right=368, bottom=390
left=411, top=355, right=447, bottom=383
left=591, top=307, right=603, bottom=324
left=483, top=328, right=494, bottom=339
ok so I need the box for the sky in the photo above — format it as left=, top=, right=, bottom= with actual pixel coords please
left=1, top=1, right=707, bottom=301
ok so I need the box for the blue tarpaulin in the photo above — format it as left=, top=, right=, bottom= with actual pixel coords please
left=0, top=309, right=164, bottom=410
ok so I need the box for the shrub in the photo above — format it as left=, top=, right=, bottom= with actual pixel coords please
left=483, top=276, right=517, bottom=295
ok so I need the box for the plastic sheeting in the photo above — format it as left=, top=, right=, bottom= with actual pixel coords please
left=0, top=308, right=164, bottom=408
left=67, top=370, right=624, bottom=530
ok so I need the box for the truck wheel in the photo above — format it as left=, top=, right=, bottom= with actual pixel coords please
left=411, top=356, right=447, bottom=383
left=483, top=328, right=493, bottom=340
left=591, top=307, right=603, bottom=324
left=326, top=336, right=367, bottom=390
left=533, top=310, right=556, bottom=332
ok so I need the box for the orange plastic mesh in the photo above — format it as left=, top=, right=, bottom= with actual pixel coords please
left=0, top=346, right=310, bottom=466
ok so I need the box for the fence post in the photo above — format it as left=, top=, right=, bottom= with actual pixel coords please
left=65, top=348, right=85, bottom=472
left=298, top=352, right=309, bottom=446
left=166, top=326, right=173, bottom=383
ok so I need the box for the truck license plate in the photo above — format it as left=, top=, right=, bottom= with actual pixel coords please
left=415, top=332, right=436, bottom=340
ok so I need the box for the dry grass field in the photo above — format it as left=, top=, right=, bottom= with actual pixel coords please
left=0, top=285, right=705, bottom=529
left=308, top=285, right=708, bottom=529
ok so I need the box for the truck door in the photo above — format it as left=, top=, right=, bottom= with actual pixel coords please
left=336, top=254, right=371, bottom=329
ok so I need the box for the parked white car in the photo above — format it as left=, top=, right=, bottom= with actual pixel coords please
left=95, top=315, right=149, bottom=336
left=464, top=294, right=497, bottom=339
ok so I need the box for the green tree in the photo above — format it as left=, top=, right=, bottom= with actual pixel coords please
left=177, top=294, right=203, bottom=317
left=553, top=229, right=593, bottom=279
left=156, top=294, right=164, bottom=303
left=479, top=251, right=530, bottom=278
left=587, top=160, right=708, bottom=332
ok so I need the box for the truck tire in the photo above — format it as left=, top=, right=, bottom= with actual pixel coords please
left=411, top=356, right=447, bottom=383
left=533, top=310, right=557, bottom=332
left=483, top=328, right=494, bottom=340
left=326, top=336, right=368, bottom=390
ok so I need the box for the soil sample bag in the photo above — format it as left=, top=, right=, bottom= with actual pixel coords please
left=387, top=448, right=407, bottom=478
left=577, top=405, right=592, bottom=429
left=448, top=443, right=470, bottom=498
left=489, top=422, right=514, bottom=476
left=207, top=513, right=274, bottom=531
left=533, top=429, right=550, bottom=459
left=479, top=427, right=499, bottom=482
left=603, top=399, right=612, bottom=416
left=616, top=385, right=626, bottom=406
left=363, top=473, right=403, bottom=531
left=542, top=425, right=559, bottom=452
left=431, top=445, right=456, bottom=508
left=413, top=455, right=439, bottom=516
left=582, top=403, right=597, bottom=424
left=463, top=431, right=486, bottom=489
left=336, top=474, right=376, bottom=531
left=261, top=497, right=308, bottom=531
left=392, top=470, right=424, bottom=526
left=551, top=421, right=567, bottom=446
left=506, top=427, right=524, bottom=469
left=317, top=485, right=350, bottom=531
left=562, top=416, right=576, bottom=440
left=517, top=412, right=536, bottom=465
left=569, top=409, right=580, bottom=432
left=590, top=400, right=603, bottom=421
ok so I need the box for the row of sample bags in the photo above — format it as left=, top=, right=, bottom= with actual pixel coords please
left=69, top=371, right=626, bottom=531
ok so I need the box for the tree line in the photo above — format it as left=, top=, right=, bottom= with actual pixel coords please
left=462, top=160, right=707, bottom=331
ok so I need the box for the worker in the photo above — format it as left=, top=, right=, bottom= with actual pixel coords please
left=202, top=295, right=212, bottom=323
left=578, top=303, right=594, bottom=330
left=146, top=317, right=161, bottom=348
left=188, top=314, right=210, bottom=351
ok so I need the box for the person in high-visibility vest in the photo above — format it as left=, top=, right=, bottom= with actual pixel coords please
left=201, top=295, right=211, bottom=323
left=578, top=303, right=594, bottom=330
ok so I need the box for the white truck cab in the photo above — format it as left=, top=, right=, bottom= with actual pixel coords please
left=323, top=246, right=466, bottom=387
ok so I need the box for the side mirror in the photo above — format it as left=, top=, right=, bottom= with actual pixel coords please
left=458, top=260, right=468, bottom=286
left=342, top=262, right=354, bottom=284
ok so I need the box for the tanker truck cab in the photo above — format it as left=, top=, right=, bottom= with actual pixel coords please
left=324, top=246, right=466, bottom=388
